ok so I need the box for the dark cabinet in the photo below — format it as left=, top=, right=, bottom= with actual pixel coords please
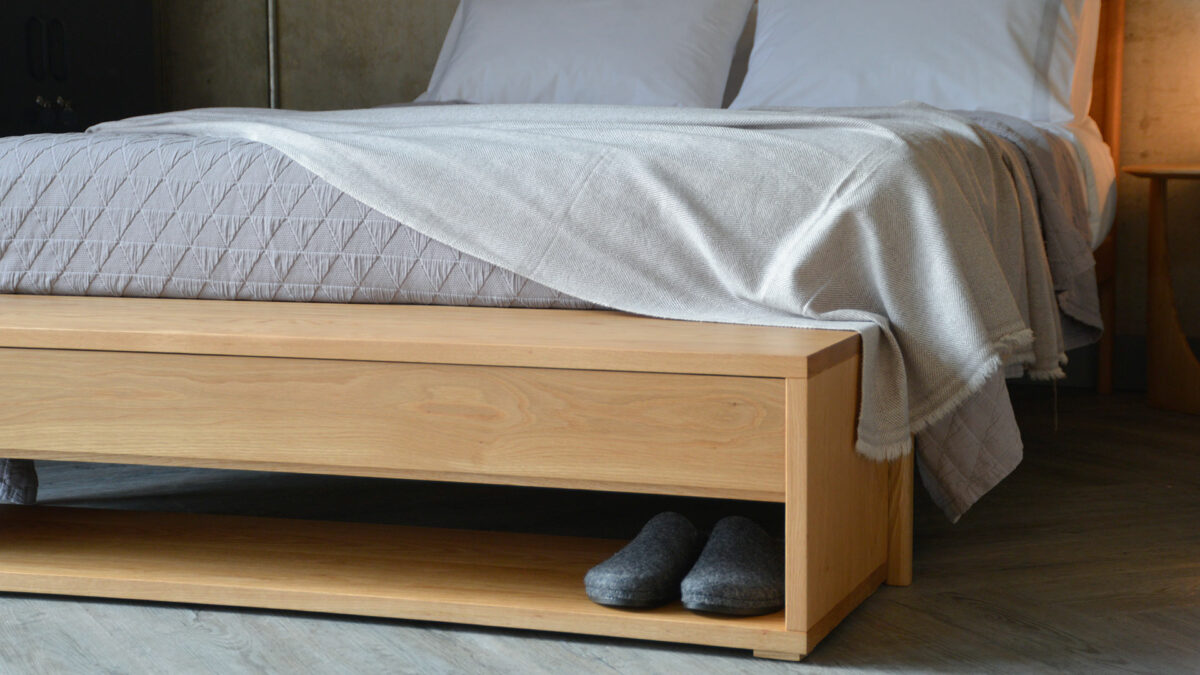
left=2, top=0, right=156, bottom=136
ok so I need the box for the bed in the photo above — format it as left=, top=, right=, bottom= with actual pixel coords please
left=0, top=0, right=1125, bottom=661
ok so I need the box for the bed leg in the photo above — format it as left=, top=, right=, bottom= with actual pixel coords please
left=1097, top=276, right=1116, bottom=394
left=1095, top=230, right=1117, bottom=395
left=886, top=452, right=913, bottom=586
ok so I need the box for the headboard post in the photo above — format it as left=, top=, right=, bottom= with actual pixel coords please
left=1091, top=0, right=1126, bottom=164
left=1090, top=0, right=1125, bottom=397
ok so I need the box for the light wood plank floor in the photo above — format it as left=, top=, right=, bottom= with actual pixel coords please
left=1, top=388, right=1198, bottom=674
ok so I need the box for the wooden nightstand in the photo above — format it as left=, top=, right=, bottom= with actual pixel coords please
left=1123, top=164, right=1200, bottom=413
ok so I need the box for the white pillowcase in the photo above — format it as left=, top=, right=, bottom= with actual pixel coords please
left=418, top=0, right=754, bottom=108
left=731, top=0, right=1101, bottom=123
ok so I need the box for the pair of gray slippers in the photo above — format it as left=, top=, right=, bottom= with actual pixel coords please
left=584, top=512, right=784, bottom=616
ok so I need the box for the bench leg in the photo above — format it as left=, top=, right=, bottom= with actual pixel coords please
left=782, top=354, right=889, bottom=655
left=886, top=452, right=913, bottom=586
left=754, top=649, right=804, bottom=662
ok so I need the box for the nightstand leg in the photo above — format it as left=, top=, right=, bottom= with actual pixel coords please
left=1146, top=178, right=1200, bottom=413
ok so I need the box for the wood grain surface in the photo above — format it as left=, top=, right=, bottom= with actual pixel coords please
left=0, top=505, right=806, bottom=654
left=784, top=356, right=889, bottom=642
left=0, top=348, right=788, bottom=501
left=887, top=453, right=915, bottom=586
left=0, top=295, right=859, bottom=379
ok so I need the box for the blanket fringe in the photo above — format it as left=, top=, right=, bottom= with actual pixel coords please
left=1027, top=367, right=1066, bottom=381
left=854, top=328, right=1034, bottom=462
left=1025, top=350, right=1070, bottom=381
left=855, top=434, right=918, bottom=462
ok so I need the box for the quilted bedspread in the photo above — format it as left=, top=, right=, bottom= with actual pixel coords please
left=0, top=133, right=593, bottom=309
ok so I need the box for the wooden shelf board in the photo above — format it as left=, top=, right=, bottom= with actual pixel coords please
left=0, top=295, right=858, bottom=379
left=0, top=506, right=807, bottom=654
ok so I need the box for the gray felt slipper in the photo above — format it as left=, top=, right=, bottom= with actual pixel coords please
left=0, top=459, right=37, bottom=505
left=680, top=515, right=784, bottom=616
left=584, top=512, right=703, bottom=608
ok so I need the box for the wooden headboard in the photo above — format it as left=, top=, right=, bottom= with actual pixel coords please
left=1091, top=0, right=1126, bottom=164
left=1090, top=0, right=1125, bottom=394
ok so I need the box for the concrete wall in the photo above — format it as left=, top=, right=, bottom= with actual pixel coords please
left=276, top=0, right=457, bottom=110
left=155, top=0, right=269, bottom=110
left=155, top=0, right=456, bottom=110
left=1117, top=0, right=1200, bottom=342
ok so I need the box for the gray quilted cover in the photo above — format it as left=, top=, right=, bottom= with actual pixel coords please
left=0, top=132, right=596, bottom=308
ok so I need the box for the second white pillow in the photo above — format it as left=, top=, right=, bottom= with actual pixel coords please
left=418, top=0, right=755, bottom=108
left=731, top=0, right=1101, bottom=123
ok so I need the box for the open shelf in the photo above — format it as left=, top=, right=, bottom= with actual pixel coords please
left=0, top=506, right=803, bottom=654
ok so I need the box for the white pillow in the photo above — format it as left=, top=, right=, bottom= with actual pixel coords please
left=731, top=0, right=1101, bottom=123
left=418, top=0, right=755, bottom=108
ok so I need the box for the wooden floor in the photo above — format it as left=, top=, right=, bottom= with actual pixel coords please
left=2, top=387, right=1198, bottom=674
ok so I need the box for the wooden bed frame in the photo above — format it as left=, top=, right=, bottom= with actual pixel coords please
left=0, top=1, right=1124, bottom=662
left=1092, top=0, right=1126, bottom=394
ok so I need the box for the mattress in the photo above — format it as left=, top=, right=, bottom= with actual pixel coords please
left=1, top=119, right=1113, bottom=302
left=0, top=132, right=597, bottom=309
